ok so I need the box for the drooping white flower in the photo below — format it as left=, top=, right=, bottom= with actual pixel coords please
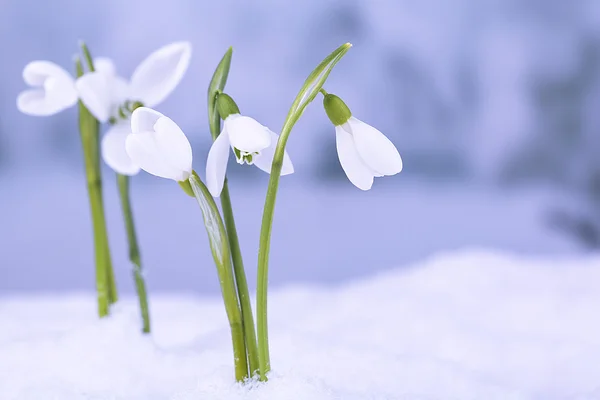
left=206, top=93, right=294, bottom=197
left=206, top=115, right=294, bottom=198
left=125, top=107, right=192, bottom=182
left=323, top=93, right=402, bottom=190
left=76, top=42, right=192, bottom=176
left=17, top=61, right=78, bottom=116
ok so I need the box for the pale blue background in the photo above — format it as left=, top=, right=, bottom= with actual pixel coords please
left=1, top=0, right=599, bottom=295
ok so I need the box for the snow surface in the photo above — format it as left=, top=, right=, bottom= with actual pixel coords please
left=2, top=250, right=600, bottom=399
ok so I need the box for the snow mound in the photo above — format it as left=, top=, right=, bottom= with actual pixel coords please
left=1, top=250, right=600, bottom=399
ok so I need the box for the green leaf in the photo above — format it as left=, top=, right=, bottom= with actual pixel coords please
left=188, top=173, right=230, bottom=277
left=283, top=42, right=352, bottom=131
left=207, top=47, right=233, bottom=140
left=188, top=172, right=250, bottom=381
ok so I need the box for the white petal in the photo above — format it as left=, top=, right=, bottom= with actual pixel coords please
left=225, top=115, right=271, bottom=153
left=110, top=76, right=131, bottom=109
left=81, top=59, right=130, bottom=114
left=336, top=126, right=375, bottom=191
left=131, top=107, right=164, bottom=134
left=206, top=129, right=231, bottom=197
left=152, top=115, right=193, bottom=177
left=346, top=117, right=403, bottom=176
left=94, top=57, right=116, bottom=76
left=253, top=129, right=294, bottom=175
left=23, top=61, right=73, bottom=86
left=18, top=61, right=77, bottom=116
left=126, top=132, right=184, bottom=181
left=130, top=42, right=192, bottom=107
left=126, top=107, right=192, bottom=181
left=75, top=72, right=112, bottom=122
left=101, top=122, right=140, bottom=175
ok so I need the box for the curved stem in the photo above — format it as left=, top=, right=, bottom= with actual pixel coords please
left=189, top=173, right=249, bottom=381
left=256, top=43, right=352, bottom=380
left=117, top=174, right=150, bottom=333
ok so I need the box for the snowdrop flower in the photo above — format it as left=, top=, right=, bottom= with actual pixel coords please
left=17, top=61, right=78, bottom=116
left=206, top=93, right=294, bottom=197
left=125, top=107, right=192, bottom=182
left=322, top=92, right=402, bottom=190
left=77, top=42, right=191, bottom=175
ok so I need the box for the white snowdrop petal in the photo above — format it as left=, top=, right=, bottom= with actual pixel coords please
left=93, top=57, right=116, bottom=76
left=206, top=129, right=231, bottom=197
left=336, top=126, right=374, bottom=191
left=101, top=122, right=140, bottom=176
left=125, top=131, right=183, bottom=181
left=75, top=72, right=112, bottom=123
left=22, top=61, right=73, bottom=86
left=130, top=42, right=192, bottom=107
left=17, top=89, right=70, bottom=116
left=347, top=117, right=403, bottom=176
left=226, top=116, right=272, bottom=153
left=131, top=107, right=165, bottom=134
left=18, top=61, right=78, bottom=116
left=152, top=116, right=193, bottom=176
left=253, top=129, right=294, bottom=175
left=110, top=76, right=131, bottom=108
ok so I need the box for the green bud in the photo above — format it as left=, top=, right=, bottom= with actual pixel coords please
left=323, top=93, right=352, bottom=126
left=216, top=93, right=240, bottom=120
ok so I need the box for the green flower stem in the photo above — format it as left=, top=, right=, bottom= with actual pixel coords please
left=76, top=56, right=117, bottom=316
left=219, top=181, right=260, bottom=375
left=208, top=47, right=260, bottom=376
left=117, top=174, right=150, bottom=333
left=80, top=41, right=118, bottom=305
left=256, top=43, right=352, bottom=380
left=188, top=172, right=249, bottom=381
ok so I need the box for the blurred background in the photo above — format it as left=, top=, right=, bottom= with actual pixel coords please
left=1, top=0, right=599, bottom=295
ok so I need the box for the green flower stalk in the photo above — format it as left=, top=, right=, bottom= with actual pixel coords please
left=75, top=53, right=118, bottom=316
left=207, top=47, right=260, bottom=376
left=255, top=43, right=352, bottom=380
left=187, top=172, right=249, bottom=381
left=117, top=174, right=150, bottom=333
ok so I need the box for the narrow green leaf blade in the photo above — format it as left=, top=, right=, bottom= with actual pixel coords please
left=285, top=42, right=352, bottom=129
left=208, top=47, right=233, bottom=140
left=188, top=173, right=230, bottom=273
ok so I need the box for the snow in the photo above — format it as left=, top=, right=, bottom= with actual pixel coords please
left=2, top=250, right=600, bottom=399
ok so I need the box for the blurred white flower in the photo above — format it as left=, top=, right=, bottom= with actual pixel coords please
left=125, top=107, right=192, bottom=182
left=17, top=61, right=78, bottom=116
left=335, top=117, right=403, bottom=190
left=77, top=42, right=191, bottom=175
left=206, top=113, right=294, bottom=197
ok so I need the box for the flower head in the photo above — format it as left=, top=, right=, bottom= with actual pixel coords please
left=76, top=42, right=191, bottom=123
left=125, top=107, right=193, bottom=182
left=323, top=93, right=402, bottom=190
left=206, top=93, right=294, bottom=197
left=75, top=42, right=191, bottom=176
left=17, top=60, right=78, bottom=116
